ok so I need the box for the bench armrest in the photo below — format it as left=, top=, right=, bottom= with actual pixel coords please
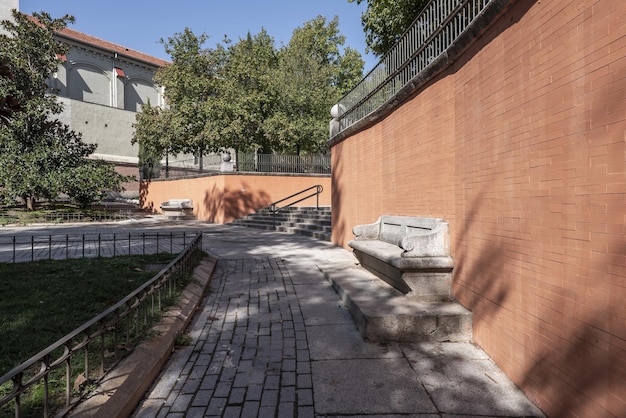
left=352, top=217, right=382, bottom=240
left=400, top=222, right=450, bottom=257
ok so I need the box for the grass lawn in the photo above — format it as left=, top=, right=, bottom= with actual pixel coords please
left=0, top=253, right=177, bottom=377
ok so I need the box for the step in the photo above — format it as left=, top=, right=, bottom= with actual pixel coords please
left=319, top=262, right=472, bottom=343
left=230, top=206, right=332, bottom=242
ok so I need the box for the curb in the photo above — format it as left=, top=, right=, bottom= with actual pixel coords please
left=69, top=256, right=217, bottom=417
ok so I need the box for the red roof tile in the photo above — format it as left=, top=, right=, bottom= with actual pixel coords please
left=25, top=14, right=169, bottom=68
left=57, top=26, right=170, bottom=68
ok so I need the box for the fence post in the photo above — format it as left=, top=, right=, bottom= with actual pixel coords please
left=31, top=235, right=34, bottom=261
left=12, top=236, right=16, bottom=263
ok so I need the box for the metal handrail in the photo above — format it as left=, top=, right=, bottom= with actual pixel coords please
left=0, top=234, right=204, bottom=417
left=331, top=0, right=497, bottom=136
left=266, top=185, right=324, bottom=226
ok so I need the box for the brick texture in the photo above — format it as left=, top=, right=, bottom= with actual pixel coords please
left=331, top=1, right=625, bottom=416
left=140, top=174, right=331, bottom=223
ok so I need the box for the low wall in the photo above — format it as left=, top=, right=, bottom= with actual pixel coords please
left=330, top=1, right=625, bottom=417
left=140, top=173, right=331, bottom=224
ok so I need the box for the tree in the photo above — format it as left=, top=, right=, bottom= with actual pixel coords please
left=0, top=10, right=130, bottom=210
left=159, top=29, right=220, bottom=157
left=264, top=16, right=363, bottom=154
left=348, top=0, right=430, bottom=57
left=135, top=17, right=363, bottom=159
left=133, top=101, right=173, bottom=178
left=202, top=30, right=278, bottom=154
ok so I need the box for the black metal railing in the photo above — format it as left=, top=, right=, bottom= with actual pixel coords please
left=265, top=185, right=324, bottom=226
left=331, top=0, right=498, bottom=136
left=0, top=211, right=134, bottom=225
left=237, top=153, right=330, bottom=174
left=0, top=234, right=204, bottom=417
left=0, top=232, right=198, bottom=264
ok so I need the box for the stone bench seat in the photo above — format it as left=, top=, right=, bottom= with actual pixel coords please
left=348, top=215, right=454, bottom=301
left=160, top=199, right=195, bottom=219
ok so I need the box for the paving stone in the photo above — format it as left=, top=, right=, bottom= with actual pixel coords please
left=124, top=225, right=543, bottom=418
left=169, top=394, right=193, bottom=412
left=241, top=401, right=260, bottom=416
left=260, top=389, right=279, bottom=407
left=312, top=358, right=437, bottom=415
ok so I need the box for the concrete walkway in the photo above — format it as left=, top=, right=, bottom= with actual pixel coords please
left=132, top=223, right=544, bottom=417
left=0, top=219, right=545, bottom=417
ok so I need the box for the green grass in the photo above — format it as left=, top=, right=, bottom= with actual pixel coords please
left=0, top=253, right=177, bottom=377
left=0, top=252, right=199, bottom=417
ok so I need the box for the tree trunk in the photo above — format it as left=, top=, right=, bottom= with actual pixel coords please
left=25, top=195, right=36, bottom=211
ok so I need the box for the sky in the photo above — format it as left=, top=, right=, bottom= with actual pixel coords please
left=19, top=0, right=378, bottom=72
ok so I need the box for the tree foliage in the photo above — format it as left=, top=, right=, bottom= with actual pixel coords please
left=133, top=15, right=364, bottom=159
left=0, top=10, right=130, bottom=209
left=265, top=16, right=363, bottom=154
left=348, top=0, right=430, bottom=57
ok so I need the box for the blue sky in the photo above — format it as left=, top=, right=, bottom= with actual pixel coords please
left=19, top=0, right=377, bottom=72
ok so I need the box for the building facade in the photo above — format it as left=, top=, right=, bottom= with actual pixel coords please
left=3, top=0, right=170, bottom=194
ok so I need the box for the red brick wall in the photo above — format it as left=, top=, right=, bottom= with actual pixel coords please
left=331, top=1, right=625, bottom=416
left=140, top=174, right=331, bottom=224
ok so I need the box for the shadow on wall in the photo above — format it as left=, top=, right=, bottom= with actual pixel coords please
left=453, top=187, right=510, bottom=325
left=454, top=188, right=625, bottom=416
left=330, top=153, right=346, bottom=246
left=202, top=181, right=271, bottom=224
left=139, top=181, right=154, bottom=213
left=521, top=307, right=625, bottom=417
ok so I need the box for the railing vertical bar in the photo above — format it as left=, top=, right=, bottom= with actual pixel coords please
left=65, top=354, right=71, bottom=408
left=85, top=339, right=90, bottom=383
left=43, top=372, right=49, bottom=418
left=100, top=332, right=105, bottom=375
left=48, top=235, right=52, bottom=260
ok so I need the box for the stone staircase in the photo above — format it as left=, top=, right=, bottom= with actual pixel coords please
left=230, top=206, right=332, bottom=241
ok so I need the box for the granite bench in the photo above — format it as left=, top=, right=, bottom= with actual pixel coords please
left=348, top=215, right=454, bottom=301
left=160, top=199, right=194, bottom=219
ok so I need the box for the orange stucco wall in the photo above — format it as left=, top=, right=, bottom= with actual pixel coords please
left=331, top=1, right=625, bottom=417
left=140, top=173, right=331, bottom=224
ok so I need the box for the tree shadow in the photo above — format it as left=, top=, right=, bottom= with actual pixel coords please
left=452, top=185, right=510, bottom=323
left=138, top=180, right=153, bottom=212
left=330, top=153, right=346, bottom=246
left=201, top=181, right=271, bottom=224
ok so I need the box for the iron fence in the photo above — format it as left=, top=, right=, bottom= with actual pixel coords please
left=0, top=211, right=134, bottom=225
left=237, top=153, right=331, bottom=174
left=333, top=0, right=494, bottom=135
left=0, top=234, right=204, bottom=417
left=0, top=232, right=198, bottom=264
